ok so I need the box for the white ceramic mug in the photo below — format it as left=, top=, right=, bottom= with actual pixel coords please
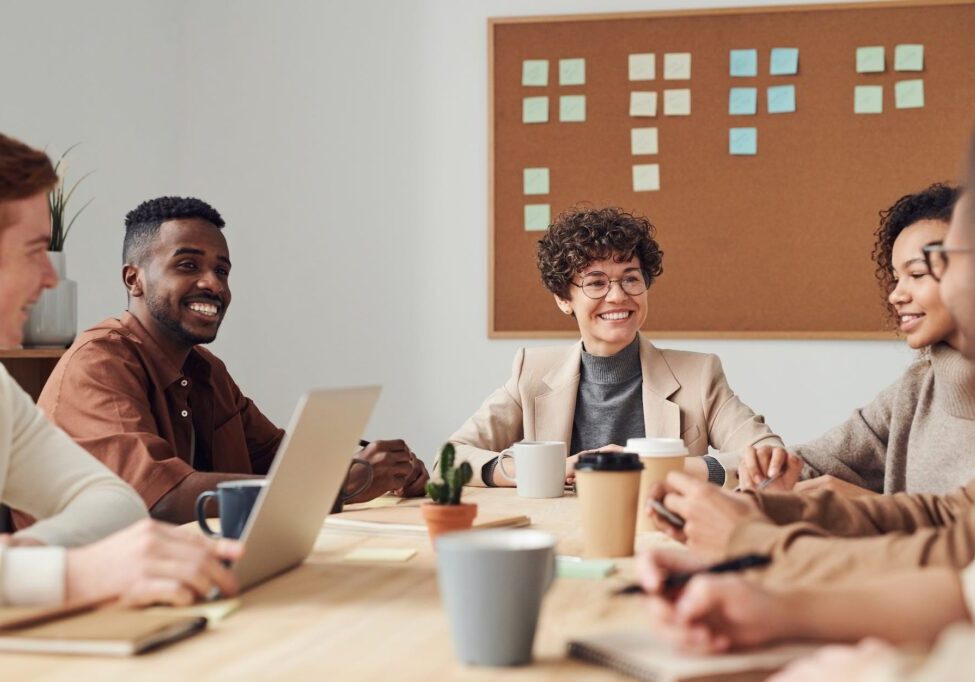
left=626, top=437, right=689, bottom=533
left=496, top=441, right=566, bottom=498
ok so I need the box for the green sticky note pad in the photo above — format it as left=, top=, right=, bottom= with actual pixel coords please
left=729, top=49, right=758, bottom=77
left=854, top=85, right=884, bottom=114
left=895, top=44, right=924, bottom=72
left=767, top=85, right=796, bottom=114
left=729, top=127, right=757, bottom=155
left=522, top=96, right=549, bottom=124
left=856, top=46, right=885, bottom=73
left=556, top=556, right=617, bottom=579
left=559, top=58, right=586, bottom=86
left=769, top=47, right=799, bottom=75
left=524, top=204, right=551, bottom=231
left=559, top=95, right=586, bottom=122
left=523, top=167, right=550, bottom=195
left=895, top=79, right=924, bottom=109
left=522, top=59, right=549, bottom=86
left=343, top=548, right=417, bottom=563
left=729, top=87, right=758, bottom=115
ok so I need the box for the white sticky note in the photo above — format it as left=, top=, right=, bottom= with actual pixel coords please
left=895, top=44, right=924, bottom=72
left=522, top=60, right=549, bottom=87
left=559, top=95, right=586, bottom=122
left=630, top=127, right=658, bottom=155
left=895, top=79, right=924, bottom=109
left=854, top=85, right=884, bottom=114
left=629, top=91, right=657, bottom=117
left=629, top=53, right=655, bottom=81
left=559, top=58, right=586, bottom=85
left=343, top=548, right=417, bottom=563
left=524, top=204, right=551, bottom=231
left=663, top=89, right=691, bottom=116
left=632, top=164, right=660, bottom=192
left=856, top=46, right=885, bottom=73
left=522, top=96, right=549, bottom=123
left=523, top=168, right=550, bottom=195
left=663, top=52, right=691, bottom=80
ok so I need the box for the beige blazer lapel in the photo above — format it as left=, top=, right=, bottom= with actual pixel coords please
left=532, top=342, right=582, bottom=446
left=639, top=337, right=682, bottom=438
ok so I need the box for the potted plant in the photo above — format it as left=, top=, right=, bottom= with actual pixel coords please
left=22, top=143, right=93, bottom=348
left=421, top=443, right=477, bottom=544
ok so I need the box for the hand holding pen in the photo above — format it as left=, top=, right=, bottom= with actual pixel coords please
left=616, top=552, right=771, bottom=596
left=737, top=446, right=804, bottom=492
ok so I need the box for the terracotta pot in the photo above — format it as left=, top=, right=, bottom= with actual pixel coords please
left=421, top=502, right=477, bottom=546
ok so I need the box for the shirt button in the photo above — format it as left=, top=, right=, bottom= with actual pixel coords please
left=181, top=410, right=189, bottom=418
left=180, top=379, right=189, bottom=387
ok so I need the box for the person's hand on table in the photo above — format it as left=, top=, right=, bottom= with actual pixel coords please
left=768, top=639, right=896, bottom=682
left=344, top=439, right=415, bottom=503
left=737, top=446, right=804, bottom=492
left=648, top=472, right=766, bottom=558
left=65, top=519, right=243, bottom=607
left=793, top=475, right=876, bottom=498
left=568, top=444, right=625, bottom=484
left=394, top=451, right=430, bottom=498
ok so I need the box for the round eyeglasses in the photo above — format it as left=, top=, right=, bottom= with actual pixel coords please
left=570, top=272, right=649, bottom=300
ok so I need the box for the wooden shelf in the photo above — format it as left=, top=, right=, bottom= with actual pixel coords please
left=0, top=348, right=67, bottom=359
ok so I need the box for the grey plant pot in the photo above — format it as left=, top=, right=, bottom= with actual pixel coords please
left=23, top=251, right=77, bottom=348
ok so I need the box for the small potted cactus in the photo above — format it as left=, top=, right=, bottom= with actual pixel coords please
left=421, top=443, right=477, bottom=544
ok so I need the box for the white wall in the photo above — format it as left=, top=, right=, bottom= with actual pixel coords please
left=2, top=0, right=915, bottom=465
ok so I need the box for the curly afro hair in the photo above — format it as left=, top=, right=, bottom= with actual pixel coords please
left=872, top=183, right=959, bottom=309
left=536, top=206, right=663, bottom=300
left=123, top=196, right=225, bottom=264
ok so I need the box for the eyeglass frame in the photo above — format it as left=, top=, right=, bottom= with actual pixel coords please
left=921, top=241, right=974, bottom=282
left=569, top=269, right=650, bottom=300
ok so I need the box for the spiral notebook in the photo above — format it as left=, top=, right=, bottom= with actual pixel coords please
left=568, top=631, right=815, bottom=682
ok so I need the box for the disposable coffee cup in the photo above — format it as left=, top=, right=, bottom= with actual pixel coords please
left=195, top=479, right=268, bottom=539
left=573, top=452, right=644, bottom=558
left=626, top=437, right=689, bottom=533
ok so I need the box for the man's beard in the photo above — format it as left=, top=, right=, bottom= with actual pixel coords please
left=145, top=289, right=219, bottom=346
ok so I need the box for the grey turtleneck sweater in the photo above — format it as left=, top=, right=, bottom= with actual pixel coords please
left=570, top=336, right=645, bottom=454
left=797, top=343, right=975, bottom=494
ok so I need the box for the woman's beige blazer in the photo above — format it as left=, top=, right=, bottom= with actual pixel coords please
left=450, top=335, right=782, bottom=487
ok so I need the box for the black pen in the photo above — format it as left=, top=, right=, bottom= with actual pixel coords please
left=358, top=439, right=370, bottom=448
left=613, top=553, right=772, bottom=596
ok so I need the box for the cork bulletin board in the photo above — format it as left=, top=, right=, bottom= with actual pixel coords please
left=488, top=1, right=975, bottom=338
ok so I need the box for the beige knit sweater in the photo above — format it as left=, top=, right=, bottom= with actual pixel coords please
left=795, top=343, right=975, bottom=494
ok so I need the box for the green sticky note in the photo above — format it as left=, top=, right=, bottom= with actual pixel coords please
left=524, top=204, right=551, bottom=231
left=729, top=87, right=757, bottom=115
left=856, top=46, right=885, bottom=73
left=522, top=96, right=549, bottom=124
left=767, top=85, right=796, bottom=114
left=895, top=44, right=924, bottom=72
left=559, top=95, right=586, bottom=122
left=729, top=127, right=757, bottom=155
left=523, top=167, right=550, bottom=195
left=556, top=556, right=617, bottom=579
left=522, top=59, right=549, bottom=86
left=729, top=49, right=757, bottom=77
left=769, top=47, right=799, bottom=75
left=632, top=164, right=660, bottom=192
left=559, top=58, right=585, bottom=85
left=854, top=85, right=883, bottom=114
left=895, top=79, right=924, bottom=109
left=630, top=127, right=658, bottom=155
left=343, top=548, right=417, bottom=563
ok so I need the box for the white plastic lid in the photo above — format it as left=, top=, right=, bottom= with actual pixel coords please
left=625, top=437, right=689, bottom=457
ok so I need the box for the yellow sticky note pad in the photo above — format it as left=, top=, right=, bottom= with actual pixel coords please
left=343, top=548, right=417, bottom=563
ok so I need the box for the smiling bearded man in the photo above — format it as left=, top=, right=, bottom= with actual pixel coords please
left=14, top=196, right=428, bottom=527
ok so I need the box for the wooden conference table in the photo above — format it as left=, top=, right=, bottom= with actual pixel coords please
left=0, top=488, right=683, bottom=681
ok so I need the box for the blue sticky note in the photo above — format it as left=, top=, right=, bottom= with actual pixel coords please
left=729, top=127, right=757, bottom=155
left=770, top=47, right=799, bottom=75
left=729, top=49, right=758, bottom=77
left=767, top=85, right=796, bottom=114
left=729, top=87, right=758, bottom=115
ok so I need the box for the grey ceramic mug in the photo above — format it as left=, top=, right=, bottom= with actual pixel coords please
left=435, top=529, right=556, bottom=667
left=196, top=480, right=268, bottom=540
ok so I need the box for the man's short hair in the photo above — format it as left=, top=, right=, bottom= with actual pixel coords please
left=123, top=196, right=225, bottom=264
left=0, top=133, right=57, bottom=229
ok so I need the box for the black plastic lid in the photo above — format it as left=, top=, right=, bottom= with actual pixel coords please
left=574, top=451, right=644, bottom=472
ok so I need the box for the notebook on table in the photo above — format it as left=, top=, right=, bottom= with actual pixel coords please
left=325, top=505, right=530, bottom=537
left=568, top=631, right=815, bottom=682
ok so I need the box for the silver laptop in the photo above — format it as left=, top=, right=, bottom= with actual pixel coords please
left=232, top=386, right=380, bottom=590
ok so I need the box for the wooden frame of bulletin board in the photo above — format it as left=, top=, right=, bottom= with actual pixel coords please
left=488, top=0, right=975, bottom=339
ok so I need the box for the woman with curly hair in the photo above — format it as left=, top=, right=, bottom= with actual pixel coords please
left=450, top=206, right=783, bottom=488
left=740, top=182, right=975, bottom=497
